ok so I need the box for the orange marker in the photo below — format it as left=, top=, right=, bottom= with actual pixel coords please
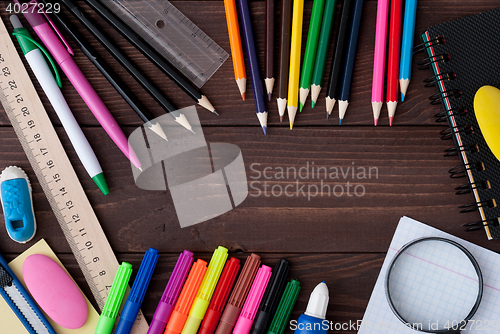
left=223, top=0, right=247, bottom=100
left=164, top=259, right=208, bottom=334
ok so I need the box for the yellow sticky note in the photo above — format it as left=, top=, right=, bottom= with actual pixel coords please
left=0, top=239, right=99, bottom=334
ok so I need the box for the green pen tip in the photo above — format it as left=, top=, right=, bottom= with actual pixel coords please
left=92, top=173, right=109, bottom=195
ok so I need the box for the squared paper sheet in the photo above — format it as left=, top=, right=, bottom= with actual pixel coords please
left=358, top=216, right=500, bottom=333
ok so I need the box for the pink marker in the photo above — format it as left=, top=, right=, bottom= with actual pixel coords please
left=17, top=0, right=141, bottom=169
left=233, top=265, right=272, bottom=334
left=371, top=0, right=389, bottom=126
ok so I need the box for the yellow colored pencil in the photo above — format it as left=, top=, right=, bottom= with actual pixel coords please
left=287, top=0, right=305, bottom=129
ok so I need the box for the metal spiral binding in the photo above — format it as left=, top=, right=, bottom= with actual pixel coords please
left=448, top=162, right=484, bottom=178
left=439, top=125, right=473, bottom=140
left=424, top=72, right=456, bottom=87
left=417, top=54, right=450, bottom=70
left=464, top=219, right=500, bottom=232
left=434, top=107, right=466, bottom=122
left=459, top=199, right=496, bottom=213
left=455, top=180, right=490, bottom=195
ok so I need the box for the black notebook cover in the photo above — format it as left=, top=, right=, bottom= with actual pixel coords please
left=421, top=8, right=500, bottom=240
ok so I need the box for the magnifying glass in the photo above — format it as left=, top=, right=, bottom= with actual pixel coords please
left=385, top=237, right=483, bottom=333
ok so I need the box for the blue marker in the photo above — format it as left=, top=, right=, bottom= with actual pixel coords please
left=115, top=248, right=159, bottom=334
left=294, top=282, right=329, bottom=334
left=399, top=0, right=418, bottom=101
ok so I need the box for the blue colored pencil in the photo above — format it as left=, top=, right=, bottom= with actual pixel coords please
left=237, top=0, right=268, bottom=135
left=399, top=0, right=417, bottom=101
left=338, top=0, right=364, bottom=124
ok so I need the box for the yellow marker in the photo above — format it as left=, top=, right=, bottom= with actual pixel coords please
left=474, top=85, right=500, bottom=162
left=181, top=246, right=229, bottom=334
left=287, top=0, right=305, bottom=129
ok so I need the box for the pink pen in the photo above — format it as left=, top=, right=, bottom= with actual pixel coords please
left=16, top=0, right=141, bottom=169
left=233, top=265, right=272, bottom=334
left=371, top=0, right=389, bottom=126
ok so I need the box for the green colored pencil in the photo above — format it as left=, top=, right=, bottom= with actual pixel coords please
left=298, top=0, right=325, bottom=112
left=310, top=0, right=337, bottom=108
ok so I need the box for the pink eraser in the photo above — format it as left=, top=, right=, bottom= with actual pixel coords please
left=22, top=254, right=88, bottom=329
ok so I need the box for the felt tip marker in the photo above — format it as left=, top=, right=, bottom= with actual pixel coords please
left=251, top=259, right=290, bottom=334
left=115, top=248, right=159, bottom=334
left=293, top=282, right=329, bottom=334
left=165, top=259, right=208, bottom=334
left=199, top=257, right=241, bottom=334
left=267, top=279, right=301, bottom=334
left=233, top=265, right=273, bottom=334
left=148, top=251, right=194, bottom=334
left=181, top=246, right=229, bottom=334
left=216, top=253, right=262, bottom=334
left=95, top=262, right=133, bottom=334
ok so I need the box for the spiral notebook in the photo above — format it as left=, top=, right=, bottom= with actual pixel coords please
left=419, top=8, right=500, bottom=240
left=358, top=216, right=500, bottom=333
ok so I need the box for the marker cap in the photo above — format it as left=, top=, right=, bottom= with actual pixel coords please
left=304, top=282, right=329, bottom=320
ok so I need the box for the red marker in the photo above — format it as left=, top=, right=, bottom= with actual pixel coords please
left=386, top=0, right=403, bottom=126
left=199, top=258, right=241, bottom=334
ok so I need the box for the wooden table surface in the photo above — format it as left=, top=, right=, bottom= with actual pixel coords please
left=1, top=1, right=500, bottom=333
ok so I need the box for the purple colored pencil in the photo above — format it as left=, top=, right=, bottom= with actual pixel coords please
left=147, top=250, right=194, bottom=334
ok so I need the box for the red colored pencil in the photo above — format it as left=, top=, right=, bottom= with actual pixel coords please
left=386, top=0, right=402, bottom=126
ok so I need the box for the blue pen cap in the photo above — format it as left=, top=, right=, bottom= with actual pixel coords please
left=294, top=314, right=328, bottom=334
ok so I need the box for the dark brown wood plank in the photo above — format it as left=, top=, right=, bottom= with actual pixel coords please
left=1, top=1, right=499, bottom=127
left=1, top=126, right=498, bottom=256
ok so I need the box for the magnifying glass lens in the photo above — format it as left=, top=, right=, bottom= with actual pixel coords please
left=387, top=239, right=481, bottom=332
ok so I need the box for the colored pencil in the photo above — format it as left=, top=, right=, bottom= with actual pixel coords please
left=265, top=0, right=275, bottom=101
left=325, top=0, right=353, bottom=118
left=237, top=0, right=268, bottom=134
left=277, top=0, right=293, bottom=121
left=338, top=0, right=364, bottom=124
left=83, top=0, right=217, bottom=114
left=224, top=0, right=247, bottom=101
left=287, top=0, right=305, bottom=129
left=371, top=0, right=390, bottom=126
left=310, top=0, right=337, bottom=108
left=299, top=0, right=325, bottom=112
left=386, top=0, right=402, bottom=126
left=399, top=0, right=417, bottom=101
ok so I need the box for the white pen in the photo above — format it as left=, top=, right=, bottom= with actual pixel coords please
left=10, top=15, right=109, bottom=195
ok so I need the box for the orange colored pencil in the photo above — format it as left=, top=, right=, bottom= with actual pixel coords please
left=224, top=0, right=247, bottom=100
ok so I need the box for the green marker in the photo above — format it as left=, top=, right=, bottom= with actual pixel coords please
left=95, top=262, right=133, bottom=334
left=310, top=0, right=337, bottom=108
left=267, top=279, right=301, bottom=334
left=298, top=0, right=326, bottom=112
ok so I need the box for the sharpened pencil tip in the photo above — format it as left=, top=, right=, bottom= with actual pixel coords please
left=268, top=93, right=272, bottom=101
left=190, top=129, right=196, bottom=134
left=242, top=92, right=246, bottom=101
left=401, top=92, right=405, bottom=102
left=311, top=101, right=315, bottom=108
left=262, top=126, right=267, bottom=135
left=326, top=112, right=330, bottom=120
left=213, top=110, right=219, bottom=116
left=299, top=103, right=303, bottom=112
left=339, top=118, right=342, bottom=125
left=374, top=118, right=378, bottom=126
left=280, top=115, right=283, bottom=122
left=138, top=166, right=143, bottom=172
left=290, top=123, right=293, bottom=130
left=389, top=117, right=393, bottom=126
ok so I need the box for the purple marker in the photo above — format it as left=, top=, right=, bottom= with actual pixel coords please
left=148, top=250, right=194, bottom=334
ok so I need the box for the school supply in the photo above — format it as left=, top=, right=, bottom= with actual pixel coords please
left=96, top=0, right=228, bottom=89
left=182, top=246, right=229, bottom=334
left=358, top=216, right=500, bottom=333
left=474, top=86, right=500, bottom=161
left=0, top=239, right=100, bottom=334
left=199, top=257, right=241, bottom=334
left=216, top=254, right=262, bottom=334
left=310, top=0, right=337, bottom=108
left=15, top=0, right=142, bottom=169
left=149, top=251, right=194, bottom=334
left=84, top=0, right=217, bottom=114
left=115, top=248, right=159, bottom=334
left=251, top=259, right=290, bottom=334
left=0, top=17, right=148, bottom=332
left=95, top=262, right=133, bottom=334
left=337, top=0, right=364, bottom=123
left=287, top=0, right=305, bottom=129
left=0, top=166, right=36, bottom=243
left=386, top=0, right=402, bottom=126
left=267, top=280, right=301, bottom=334
left=223, top=0, right=247, bottom=101
left=233, top=266, right=272, bottom=334
left=265, top=0, right=275, bottom=100
left=10, top=14, right=110, bottom=194
left=399, top=0, right=417, bottom=101
left=418, top=8, right=500, bottom=239
left=277, top=0, right=293, bottom=121
left=299, top=0, right=325, bottom=111
left=294, top=282, right=329, bottom=334
left=237, top=0, right=268, bottom=135
left=371, top=0, right=389, bottom=126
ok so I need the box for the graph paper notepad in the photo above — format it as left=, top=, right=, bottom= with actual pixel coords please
left=358, top=216, right=500, bottom=333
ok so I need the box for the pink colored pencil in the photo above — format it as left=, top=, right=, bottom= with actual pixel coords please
left=371, top=0, right=390, bottom=126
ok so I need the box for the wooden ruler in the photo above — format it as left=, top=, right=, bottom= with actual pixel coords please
left=0, top=18, right=148, bottom=333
